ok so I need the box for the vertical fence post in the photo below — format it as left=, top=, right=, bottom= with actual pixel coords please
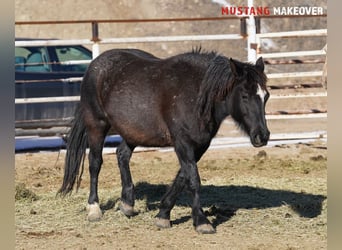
left=240, top=17, right=248, bottom=37
left=255, top=16, right=261, bottom=56
left=247, top=0, right=257, bottom=62
left=91, top=22, right=100, bottom=59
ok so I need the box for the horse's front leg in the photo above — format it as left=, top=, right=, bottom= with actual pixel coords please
left=185, top=160, right=215, bottom=234
left=156, top=142, right=215, bottom=234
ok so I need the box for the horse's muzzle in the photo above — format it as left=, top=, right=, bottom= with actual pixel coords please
left=250, top=130, right=270, bottom=147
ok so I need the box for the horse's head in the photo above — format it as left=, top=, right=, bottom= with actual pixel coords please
left=228, top=57, right=270, bottom=147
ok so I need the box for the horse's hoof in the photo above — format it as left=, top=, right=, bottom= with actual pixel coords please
left=86, top=202, right=102, bottom=222
left=196, top=224, right=216, bottom=234
left=119, top=201, right=138, bottom=217
left=155, top=218, right=171, bottom=229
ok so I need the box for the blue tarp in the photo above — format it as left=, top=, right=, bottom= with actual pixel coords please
left=15, top=135, right=122, bottom=153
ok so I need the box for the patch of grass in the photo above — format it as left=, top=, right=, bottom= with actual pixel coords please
left=15, top=183, right=39, bottom=201
left=310, top=155, right=326, bottom=162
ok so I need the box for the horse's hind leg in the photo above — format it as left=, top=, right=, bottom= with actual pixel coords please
left=86, top=120, right=110, bottom=221
left=116, top=140, right=137, bottom=217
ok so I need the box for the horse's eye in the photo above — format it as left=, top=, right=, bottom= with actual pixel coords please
left=242, top=94, right=248, bottom=100
left=265, top=92, right=270, bottom=102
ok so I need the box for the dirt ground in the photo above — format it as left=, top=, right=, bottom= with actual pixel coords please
left=15, top=132, right=327, bottom=249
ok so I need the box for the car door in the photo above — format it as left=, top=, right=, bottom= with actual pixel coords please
left=15, top=45, right=91, bottom=124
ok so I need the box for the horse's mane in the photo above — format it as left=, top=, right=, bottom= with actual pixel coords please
left=170, top=47, right=217, bottom=67
left=196, top=55, right=235, bottom=122
left=196, top=56, right=267, bottom=123
left=191, top=46, right=217, bottom=56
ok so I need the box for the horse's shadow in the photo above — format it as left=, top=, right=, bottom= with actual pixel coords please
left=100, top=181, right=325, bottom=228
left=130, top=182, right=326, bottom=228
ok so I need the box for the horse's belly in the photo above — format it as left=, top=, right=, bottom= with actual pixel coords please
left=110, top=116, right=173, bottom=147
left=104, top=85, right=174, bottom=147
left=119, top=128, right=173, bottom=147
left=127, top=131, right=172, bottom=147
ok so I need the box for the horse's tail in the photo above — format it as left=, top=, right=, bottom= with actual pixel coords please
left=58, top=106, right=88, bottom=196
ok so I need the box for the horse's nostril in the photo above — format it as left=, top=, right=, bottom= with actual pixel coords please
left=265, top=131, right=270, bottom=142
left=255, top=134, right=262, bottom=144
left=251, top=130, right=269, bottom=147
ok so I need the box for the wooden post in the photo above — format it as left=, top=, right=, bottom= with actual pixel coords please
left=91, top=22, right=100, bottom=59
left=240, top=18, right=247, bottom=37
left=322, top=44, right=327, bottom=90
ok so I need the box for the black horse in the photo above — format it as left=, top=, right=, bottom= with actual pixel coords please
left=58, top=48, right=270, bottom=234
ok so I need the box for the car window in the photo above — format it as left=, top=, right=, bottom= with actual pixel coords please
left=15, top=47, right=31, bottom=58
left=54, top=46, right=91, bottom=72
left=15, top=47, right=30, bottom=71
left=15, top=47, right=51, bottom=72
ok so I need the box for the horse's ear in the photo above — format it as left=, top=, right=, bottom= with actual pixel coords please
left=255, top=57, right=264, bottom=72
left=229, top=58, right=238, bottom=76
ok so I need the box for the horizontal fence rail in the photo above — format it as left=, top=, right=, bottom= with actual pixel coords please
left=256, top=29, right=327, bottom=38
left=15, top=14, right=327, bottom=26
left=259, top=50, right=325, bottom=58
left=266, top=113, right=327, bottom=120
left=15, top=34, right=244, bottom=47
left=15, top=16, right=246, bottom=25
left=267, top=71, right=323, bottom=79
left=15, top=96, right=80, bottom=104
left=264, top=58, right=324, bottom=65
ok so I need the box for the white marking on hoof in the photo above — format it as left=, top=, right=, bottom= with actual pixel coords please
left=196, top=224, right=216, bottom=234
left=119, top=202, right=138, bottom=217
left=155, top=218, right=171, bottom=229
left=86, top=202, right=102, bottom=222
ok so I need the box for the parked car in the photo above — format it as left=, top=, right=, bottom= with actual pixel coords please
left=15, top=38, right=92, bottom=135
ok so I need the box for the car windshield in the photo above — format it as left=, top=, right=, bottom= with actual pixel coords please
left=15, top=45, right=92, bottom=73
left=54, top=46, right=92, bottom=72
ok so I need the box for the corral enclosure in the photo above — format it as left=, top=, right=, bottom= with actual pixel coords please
left=15, top=0, right=327, bottom=62
left=15, top=0, right=327, bottom=249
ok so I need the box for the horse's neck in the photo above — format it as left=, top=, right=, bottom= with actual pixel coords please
left=203, top=100, right=230, bottom=137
